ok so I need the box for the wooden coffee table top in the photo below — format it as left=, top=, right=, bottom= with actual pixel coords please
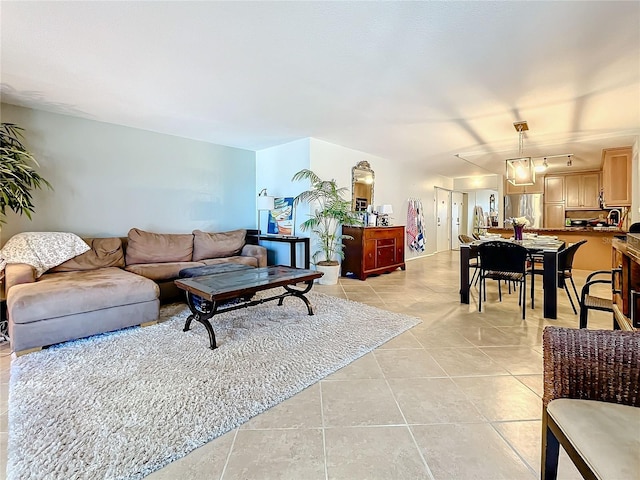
left=174, top=265, right=323, bottom=302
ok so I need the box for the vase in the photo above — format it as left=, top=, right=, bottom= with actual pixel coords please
left=513, top=225, right=524, bottom=241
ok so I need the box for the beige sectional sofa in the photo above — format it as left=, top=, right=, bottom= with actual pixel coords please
left=5, top=228, right=266, bottom=354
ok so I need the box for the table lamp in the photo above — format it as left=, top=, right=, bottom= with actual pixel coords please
left=377, top=204, right=393, bottom=226
left=257, top=188, right=275, bottom=235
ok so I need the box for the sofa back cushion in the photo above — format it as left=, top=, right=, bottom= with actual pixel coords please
left=125, top=228, right=193, bottom=265
left=192, top=229, right=246, bottom=261
left=50, top=237, right=125, bottom=272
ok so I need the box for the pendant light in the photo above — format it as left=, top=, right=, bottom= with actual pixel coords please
left=506, top=121, right=535, bottom=186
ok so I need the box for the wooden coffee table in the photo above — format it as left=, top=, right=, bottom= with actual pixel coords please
left=174, top=265, right=323, bottom=349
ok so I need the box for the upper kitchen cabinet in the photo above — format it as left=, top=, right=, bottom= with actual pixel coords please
left=504, top=174, right=544, bottom=194
left=544, top=176, right=565, bottom=203
left=565, top=172, right=601, bottom=210
left=602, top=147, right=632, bottom=207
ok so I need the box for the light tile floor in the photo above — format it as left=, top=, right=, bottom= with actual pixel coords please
left=0, top=251, right=615, bottom=479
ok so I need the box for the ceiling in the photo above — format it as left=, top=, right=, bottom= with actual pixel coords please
left=1, top=2, right=639, bottom=179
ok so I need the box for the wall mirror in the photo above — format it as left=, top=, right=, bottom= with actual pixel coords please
left=352, top=161, right=375, bottom=211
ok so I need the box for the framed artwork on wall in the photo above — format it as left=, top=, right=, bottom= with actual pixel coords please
left=267, top=197, right=295, bottom=236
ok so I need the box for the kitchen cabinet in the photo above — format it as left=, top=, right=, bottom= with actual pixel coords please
left=341, top=226, right=406, bottom=280
left=544, top=203, right=566, bottom=229
left=505, top=174, right=544, bottom=194
left=544, top=176, right=565, bottom=203
left=565, top=172, right=600, bottom=210
left=602, top=147, right=632, bottom=207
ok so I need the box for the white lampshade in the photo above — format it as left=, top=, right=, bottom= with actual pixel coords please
left=378, top=204, right=393, bottom=215
left=257, top=194, right=275, bottom=211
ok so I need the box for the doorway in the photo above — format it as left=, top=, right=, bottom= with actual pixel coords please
left=451, top=191, right=464, bottom=250
left=435, top=187, right=451, bottom=252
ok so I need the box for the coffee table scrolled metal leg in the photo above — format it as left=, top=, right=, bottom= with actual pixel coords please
left=282, top=280, right=315, bottom=315
left=183, top=292, right=219, bottom=350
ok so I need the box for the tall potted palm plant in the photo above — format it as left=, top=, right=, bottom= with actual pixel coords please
left=0, top=123, right=52, bottom=225
left=292, top=169, right=362, bottom=284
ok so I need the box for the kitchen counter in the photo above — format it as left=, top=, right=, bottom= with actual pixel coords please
left=487, top=227, right=624, bottom=271
left=488, top=227, right=626, bottom=234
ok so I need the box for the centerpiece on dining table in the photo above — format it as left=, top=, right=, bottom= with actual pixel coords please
left=509, top=216, right=530, bottom=240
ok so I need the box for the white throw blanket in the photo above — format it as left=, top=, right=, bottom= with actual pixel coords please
left=0, top=232, right=90, bottom=277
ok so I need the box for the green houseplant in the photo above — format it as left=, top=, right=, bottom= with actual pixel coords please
left=0, top=123, right=52, bottom=224
left=292, top=169, right=362, bottom=284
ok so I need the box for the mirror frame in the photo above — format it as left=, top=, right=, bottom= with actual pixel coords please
left=351, top=161, right=375, bottom=211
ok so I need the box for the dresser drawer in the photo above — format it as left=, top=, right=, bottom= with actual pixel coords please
left=377, top=238, right=395, bottom=247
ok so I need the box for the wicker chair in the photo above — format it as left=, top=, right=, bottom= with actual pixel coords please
left=542, top=327, right=640, bottom=480
left=579, top=270, right=614, bottom=328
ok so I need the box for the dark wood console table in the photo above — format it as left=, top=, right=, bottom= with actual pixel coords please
left=341, top=226, right=406, bottom=280
left=248, top=234, right=310, bottom=269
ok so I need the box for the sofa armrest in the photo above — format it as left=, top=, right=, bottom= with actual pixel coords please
left=542, top=326, right=640, bottom=408
left=5, top=263, right=37, bottom=292
left=241, top=244, right=267, bottom=268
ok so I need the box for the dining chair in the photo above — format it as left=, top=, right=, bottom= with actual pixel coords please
left=541, top=327, right=640, bottom=480
left=458, top=234, right=480, bottom=286
left=477, top=241, right=532, bottom=319
left=578, top=269, right=614, bottom=328
left=530, top=239, right=587, bottom=314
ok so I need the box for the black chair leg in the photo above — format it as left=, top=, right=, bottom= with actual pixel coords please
left=531, top=272, right=535, bottom=309
left=522, top=277, right=526, bottom=319
left=478, top=274, right=483, bottom=312
left=542, top=423, right=560, bottom=480
left=569, top=277, right=579, bottom=303
left=579, top=306, right=588, bottom=328
left=564, top=284, right=577, bottom=314
left=498, top=280, right=502, bottom=301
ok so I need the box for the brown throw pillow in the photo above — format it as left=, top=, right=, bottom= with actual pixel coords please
left=192, top=229, right=246, bottom=261
left=50, top=237, right=125, bottom=272
left=125, top=228, right=194, bottom=265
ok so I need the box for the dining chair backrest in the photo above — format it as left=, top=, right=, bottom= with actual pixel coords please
left=477, top=241, right=528, bottom=274
left=558, top=239, right=587, bottom=272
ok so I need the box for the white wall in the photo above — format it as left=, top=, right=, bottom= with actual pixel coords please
left=0, top=104, right=256, bottom=243
left=255, top=138, right=310, bottom=266
left=310, top=138, right=453, bottom=259
left=255, top=138, right=454, bottom=264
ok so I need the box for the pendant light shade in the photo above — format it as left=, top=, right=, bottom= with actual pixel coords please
left=506, top=121, right=536, bottom=186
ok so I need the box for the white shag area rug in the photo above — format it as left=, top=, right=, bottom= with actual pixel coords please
left=8, top=292, right=420, bottom=480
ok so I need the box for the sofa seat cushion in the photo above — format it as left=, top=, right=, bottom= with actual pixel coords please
left=547, top=398, right=640, bottom=480
left=125, top=262, right=204, bottom=281
left=8, top=267, right=159, bottom=325
left=200, top=256, right=259, bottom=268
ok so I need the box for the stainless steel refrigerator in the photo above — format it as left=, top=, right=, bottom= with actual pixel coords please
left=504, top=194, right=544, bottom=229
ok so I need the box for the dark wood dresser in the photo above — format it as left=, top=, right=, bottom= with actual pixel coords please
left=341, top=226, right=406, bottom=280
left=613, top=234, right=640, bottom=330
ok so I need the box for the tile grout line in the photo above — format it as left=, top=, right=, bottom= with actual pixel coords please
left=319, top=381, right=328, bottom=480
left=217, top=429, right=239, bottom=480
left=372, top=346, right=436, bottom=480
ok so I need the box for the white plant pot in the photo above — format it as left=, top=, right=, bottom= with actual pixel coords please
left=315, top=263, right=340, bottom=285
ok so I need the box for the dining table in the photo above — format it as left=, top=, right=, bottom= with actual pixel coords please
left=459, top=237, right=566, bottom=319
